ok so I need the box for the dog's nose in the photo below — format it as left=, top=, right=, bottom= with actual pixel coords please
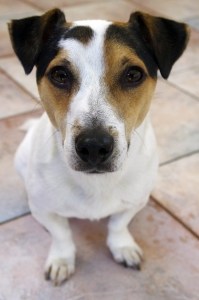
left=75, top=130, right=114, bottom=166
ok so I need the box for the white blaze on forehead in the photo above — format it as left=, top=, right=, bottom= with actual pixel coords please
left=59, top=20, right=127, bottom=169
left=59, top=20, right=111, bottom=119
left=59, top=20, right=111, bottom=79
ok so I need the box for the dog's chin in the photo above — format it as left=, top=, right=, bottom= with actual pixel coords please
left=71, top=164, right=117, bottom=174
left=67, top=158, right=119, bottom=174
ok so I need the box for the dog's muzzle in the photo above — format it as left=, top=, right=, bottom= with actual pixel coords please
left=75, top=129, right=114, bottom=173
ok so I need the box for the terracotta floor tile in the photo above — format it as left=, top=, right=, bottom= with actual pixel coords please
left=187, top=16, right=199, bottom=31
left=0, top=70, right=40, bottom=119
left=61, top=0, right=151, bottom=22
left=172, top=28, right=199, bottom=72
left=168, top=66, right=199, bottom=99
left=0, top=110, right=42, bottom=223
left=23, top=0, right=110, bottom=11
left=0, top=155, right=28, bottom=223
left=0, top=201, right=199, bottom=299
left=151, top=79, right=199, bottom=164
left=153, top=153, right=199, bottom=236
left=0, top=0, right=39, bottom=18
left=0, top=21, right=14, bottom=57
left=0, top=57, right=39, bottom=100
left=131, top=0, right=199, bottom=20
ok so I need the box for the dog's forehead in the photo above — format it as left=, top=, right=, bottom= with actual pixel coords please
left=56, top=19, right=156, bottom=78
left=63, top=19, right=111, bottom=43
left=58, top=20, right=111, bottom=65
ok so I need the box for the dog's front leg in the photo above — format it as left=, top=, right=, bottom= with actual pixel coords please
left=107, top=208, right=144, bottom=270
left=32, top=211, right=76, bottom=285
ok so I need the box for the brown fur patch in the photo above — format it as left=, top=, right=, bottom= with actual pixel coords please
left=104, top=39, right=157, bottom=140
left=38, top=50, right=79, bottom=138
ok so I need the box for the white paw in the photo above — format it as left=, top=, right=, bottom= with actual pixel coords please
left=110, top=243, right=143, bottom=270
left=45, top=257, right=75, bottom=286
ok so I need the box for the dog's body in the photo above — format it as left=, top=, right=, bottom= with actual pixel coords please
left=9, top=9, right=189, bottom=285
left=16, top=112, right=158, bottom=220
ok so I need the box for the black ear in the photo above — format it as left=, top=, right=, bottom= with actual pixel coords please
left=8, top=8, right=66, bottom=74
left=129, top=12, right=190, bottom=79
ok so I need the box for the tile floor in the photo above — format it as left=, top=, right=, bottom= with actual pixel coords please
left=0, top=0, right=198, bottom=299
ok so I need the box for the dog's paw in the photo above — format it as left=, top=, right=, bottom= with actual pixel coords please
left=45, top=257, right=75, bottom=286
left=110, top=243, right=143, bottom=270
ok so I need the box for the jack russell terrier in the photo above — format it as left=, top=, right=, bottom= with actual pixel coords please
left=8, top=9, right=189, bottom=285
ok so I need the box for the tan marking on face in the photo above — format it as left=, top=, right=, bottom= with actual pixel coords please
left=104, top=40, right=157, bottom=140
left=38, top=50, right=79, bottom=139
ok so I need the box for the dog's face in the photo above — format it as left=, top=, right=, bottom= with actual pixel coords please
left=9, top=9, right=189, bottom=173
left=37, top=20, right=157, bottom=173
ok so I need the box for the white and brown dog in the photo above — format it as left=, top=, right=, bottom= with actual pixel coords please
left=9, top=9, right=189, bottom=285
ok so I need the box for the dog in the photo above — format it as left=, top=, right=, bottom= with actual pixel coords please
left=8, top=8, right=189, bottom=285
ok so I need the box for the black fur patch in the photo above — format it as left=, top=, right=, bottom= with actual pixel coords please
left=129, top=12, right=189, bottom=79
left=106, top=12, right=189, bottom=79
left=8, top=9, right=67, bottom=80
left=63, top=26, right=94, bottom=44
left=36, top=28, right=66, bottom=82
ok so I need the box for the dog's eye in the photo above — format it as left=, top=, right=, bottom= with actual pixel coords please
left=49, top=67, right=73, bottom=89
left=121, top=67, right=145, bottom=88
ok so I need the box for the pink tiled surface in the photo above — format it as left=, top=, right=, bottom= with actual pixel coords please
left=130, top=0, right=199, bottom=20
left=0, top=0, right=199, bottom=299
left=153, top=153, right=199, bottom=236
left=1, top=202, right=199, bottom=300
left=151, top=79, right=199, bottom=164
left=0, top=110, right=42, bottom=223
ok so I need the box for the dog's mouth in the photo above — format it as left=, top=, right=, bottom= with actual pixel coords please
left=85, top=168, right=114, bottom=174
left=87, top=169, right=105, bottom=174
left=73, top=162, right=116, bottom=174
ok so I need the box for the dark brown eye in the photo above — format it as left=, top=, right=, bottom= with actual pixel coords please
left=121, top=66, right=145, bottom=88
left=49, top=67, right=73, bottom=89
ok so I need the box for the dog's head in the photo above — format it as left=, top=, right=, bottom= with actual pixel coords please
left=8, top=9, right=189, bottom=173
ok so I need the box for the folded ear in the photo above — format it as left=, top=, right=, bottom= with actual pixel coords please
left=129, top=12, right=190, bottom=79
left=8, top=8, right=66, bottom=74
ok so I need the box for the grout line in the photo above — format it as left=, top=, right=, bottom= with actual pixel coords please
left=0, top=53, right=15, bottom=59
left=0, top=106, right=42, bottom=122
left=124, top=0, right=160, bottom=18
left=184, top=15, right=199, bottom=22
left=151, top=197, right=199, bottom=239
left=19, top=0, right=43, bottom=11
left=169, top=64, right=199, bottom=75
left=166, top=80, right=199, bottom=102
left=0, top=212, right=31, bottom=226
left=0, top=67, right=41, bottom=103
left=160, top=150, right=199, bottom=167
left=59, top=0, right=111, bottom=9
left=0, top=107, right=43, bottom=123
left=19, top=0, right=109, bottom=11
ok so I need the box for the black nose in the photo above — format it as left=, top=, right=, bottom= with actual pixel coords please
left=75, top=130, right=114, bottom=167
